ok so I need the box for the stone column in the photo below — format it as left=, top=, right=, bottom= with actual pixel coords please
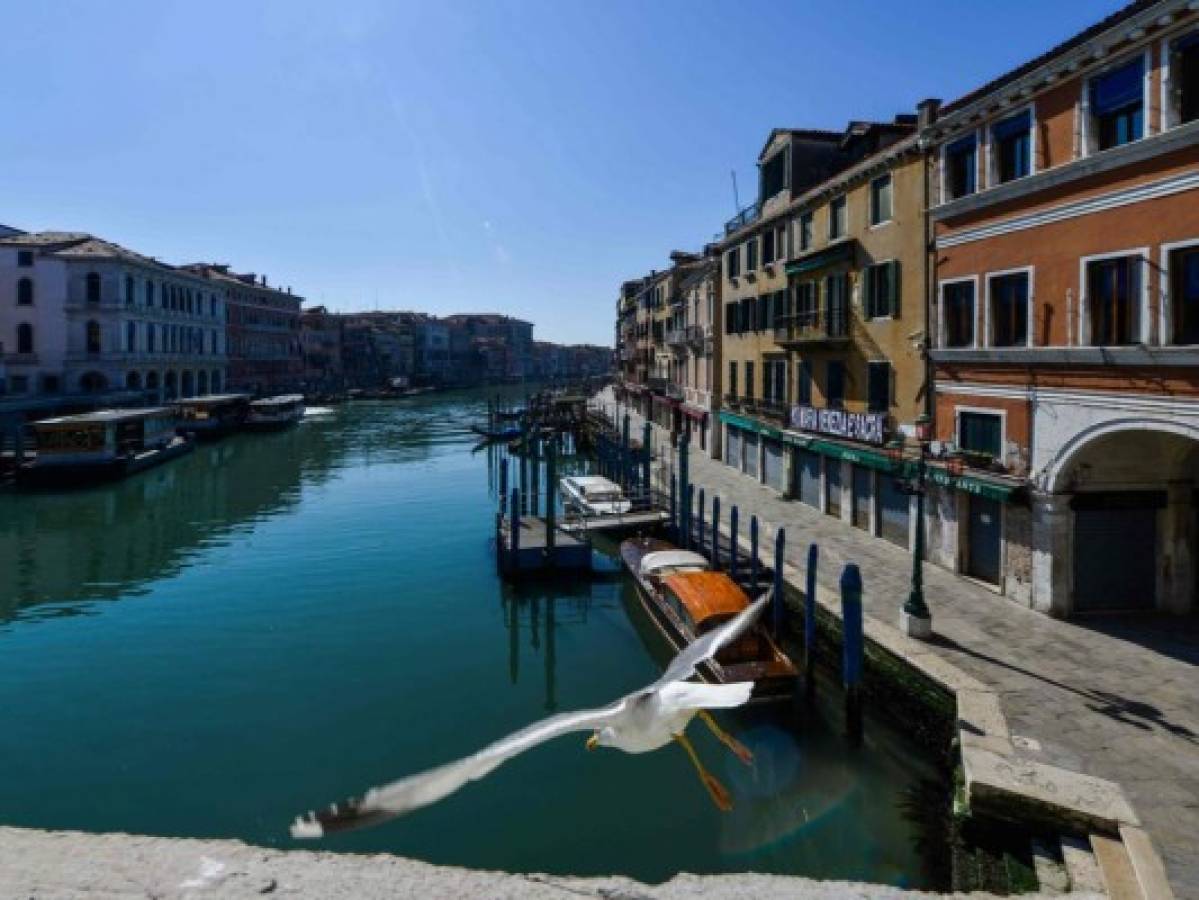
left=1030, top=491, right=1073, bottom=617
left=1159, top=480, right=1195, bottom=614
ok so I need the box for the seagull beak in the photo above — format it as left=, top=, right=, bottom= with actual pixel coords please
left=586, top=735, right=599, bottom=752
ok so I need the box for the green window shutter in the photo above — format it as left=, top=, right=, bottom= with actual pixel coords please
left=888, top=260, right=902, bottom=318
left=862, top=266, right=873, bottom=316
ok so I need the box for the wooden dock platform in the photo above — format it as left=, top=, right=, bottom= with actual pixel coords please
left=497, top=514, right=591, bottom=577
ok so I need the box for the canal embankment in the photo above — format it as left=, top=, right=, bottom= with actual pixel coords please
left=0, top=826, right=1090, bottom=899
left=595, top=389, right=1187, bottom=899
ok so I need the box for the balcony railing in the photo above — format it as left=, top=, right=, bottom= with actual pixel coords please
left=758, top=398, right=789, bottom=422
left=685, top=325, right=706, bottom=348
left=724, top=201, right=761, bottom=236
left=648, top=376, right=670, bottom=394
left=665, top=327, right=687, bottom=347
left=775, top=306, right=850, bottom=345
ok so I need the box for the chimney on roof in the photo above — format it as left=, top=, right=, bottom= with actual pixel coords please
left=917, top=98, right=942, bottom=130
left=894, top=113, right=917, bottom=126
left=260, top=274, right=267, bottom=287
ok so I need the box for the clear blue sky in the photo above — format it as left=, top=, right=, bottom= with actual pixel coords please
left=0, top=0, right=1124, bottom=345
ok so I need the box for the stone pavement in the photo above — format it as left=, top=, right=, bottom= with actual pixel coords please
left=599, top=393, right=1199, bottom=899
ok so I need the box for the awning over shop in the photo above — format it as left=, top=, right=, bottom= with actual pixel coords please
left=805, top=437, right=894, bottom=472
left=718, top=410, right=783, bottom=441
left=784, top=240, right=855, bottom=276
left=922, top=465, right=1024, bottom=503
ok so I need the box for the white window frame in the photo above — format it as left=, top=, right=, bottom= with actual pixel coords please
left=1081, top=48, right=1153, bottom=157
left=828, top=195, right=847, bottom=240
left=983, top=266, right=1035, bottom=348
left=954, top=405, right=1006, bottom=460
left=1078, top=247, right=1151, bottom=346
left=939, top=128, right=982, bottom=202
left=869, top=173, right=893, bottom=227
left=938, top=275, right=980, bottom=349
left=986, top=102, right=1038, bottom=187
left=1159, top=237, right=1199, bottom=345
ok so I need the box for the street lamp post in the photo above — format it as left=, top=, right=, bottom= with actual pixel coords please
left=889, top=414, right=938, bottom=640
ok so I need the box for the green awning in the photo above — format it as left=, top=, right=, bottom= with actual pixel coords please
left=718, top=410, right=782, bottom=441
left=784, top=241, right=855, bottom=276
left=805, top=438, right=894, bottom=472
left=923, top=466, right=1023, bottom=503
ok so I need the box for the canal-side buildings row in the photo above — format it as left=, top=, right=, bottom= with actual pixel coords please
left=616, top=0, right=1199, bottom=619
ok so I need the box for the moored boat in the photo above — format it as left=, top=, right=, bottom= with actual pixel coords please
left=17, top=408, right=194, bottom=487
left=620, top=537, right=797, bottom=701
left=560, top=475, right=632, bottom=516
left=172, top=393, right=251, bottom=440
left=244, top=394, right=305, bottom=431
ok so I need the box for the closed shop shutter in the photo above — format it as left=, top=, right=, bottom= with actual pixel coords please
left=725, top=426, right=742, bottom=469
left=797, top=449, right=821, bottom=508
left=1072, top=492, right=1161, bottom=611
left=852, top=465, right=872, bottom=530
left=743, top=433, right=760, bottom=478
left=826, top=459, right=843, bottom=518
left=763, top=438, right=785, bottom=492
left=878, top=474, right=910, bottom=548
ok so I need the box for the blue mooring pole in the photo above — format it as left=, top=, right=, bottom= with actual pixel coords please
left=684, top=484, right=694, bottom=549
left=750, top=515, right=760, bottom=594
left=729, top=505, right=739, bottom=584
left=805, top=542, right=818, bottom=697
left=841, top=563, right=864, bottom=745
left=773, top=528, right=785, bottom=638
left=509, top=487, right=521, bottom=573
left=711, top=495, right=721, bottom=568
left=697, top=488, right=706, bottom=559
left=679, top=434, right=690, bottom=543
left=499, top=457, right=508, bottom=505
left=669, top=475, right=677, bottom=540
left=621, top=413, right=631, bottom=490
left=642, top=421, right=652, bottom=503
left=546, top=440, right=557, bottom=551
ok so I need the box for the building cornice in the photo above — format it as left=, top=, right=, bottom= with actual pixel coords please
left=932, top=345, right=1199, bottom=365
left=924, top=0, right=1195, bottom=143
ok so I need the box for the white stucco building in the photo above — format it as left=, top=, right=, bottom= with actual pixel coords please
left=0, top=232, right=227, bottom=401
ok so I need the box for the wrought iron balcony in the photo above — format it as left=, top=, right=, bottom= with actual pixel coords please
left=775, top=307, right=850, bottom=345
left=724, top=201, right=761, bottom=236
left=685, top=325, right=706, bottom=348
left=665, top=327, right=687, bottom=347
left=758, top=398, right=789, bottom=422
left=648, top=376, right=670, bottom=395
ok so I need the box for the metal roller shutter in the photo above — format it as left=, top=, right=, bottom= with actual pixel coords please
left=764, top=438, right=785, bottom=492
left=878, top=474, right=909, bottom=548
left=725, top=426, right=741, bottom=470
left=743, top=433, right=760, bottom=478
left=1072, top=492, right=1161, bottom=611
left=797, top=449, right=821, bottom=508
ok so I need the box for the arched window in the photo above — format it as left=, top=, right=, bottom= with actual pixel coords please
left=86, top=320, right=101, bottom=355
left=17, top=277, right=33, bottom=305
left=86, top=272, right=101, bottom=303
left=125, top=275, right=134, bottom=305
left=16, top=323, right=33, bottom=354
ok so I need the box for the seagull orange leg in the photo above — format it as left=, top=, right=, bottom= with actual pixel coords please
left=698, top=710, right=753, bottom=766
left=674, top=732, right=733, bottom=812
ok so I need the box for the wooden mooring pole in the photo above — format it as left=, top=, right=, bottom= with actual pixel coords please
left=841, top=563, right=864, bottom=745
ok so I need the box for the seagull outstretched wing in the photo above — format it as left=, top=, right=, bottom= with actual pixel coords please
left=291, top=698, right=631, bottom=838
left=649, top=592, right=770, bottom=691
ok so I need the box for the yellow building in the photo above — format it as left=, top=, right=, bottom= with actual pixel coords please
left=717, top=117, right=931, bottom=553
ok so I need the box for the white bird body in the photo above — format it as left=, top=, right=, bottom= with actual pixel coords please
left=291, top=594, right=769, bottom=838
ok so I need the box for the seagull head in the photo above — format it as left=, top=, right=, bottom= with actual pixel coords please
left=586, top=726, right=616, bottom=751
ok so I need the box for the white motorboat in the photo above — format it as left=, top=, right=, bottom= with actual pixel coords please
left=559, top=475, right=632, bottom=516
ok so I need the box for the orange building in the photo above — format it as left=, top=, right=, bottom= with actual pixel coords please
left=924, top=0, right=1199, bottom=615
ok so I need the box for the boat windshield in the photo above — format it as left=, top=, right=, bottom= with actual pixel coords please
left=700, top=615, right=767, bottom=665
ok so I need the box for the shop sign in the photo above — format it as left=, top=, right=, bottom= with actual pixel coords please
left=789, top=405, right=886, bottom=445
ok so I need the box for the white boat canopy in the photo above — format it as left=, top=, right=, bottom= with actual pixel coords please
left=639, top=550, right=709, bottom=576
left=563, top=475, right=622, bottom=497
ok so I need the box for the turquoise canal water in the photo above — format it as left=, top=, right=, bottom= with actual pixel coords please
left=0, top=390, right=942, bottom=887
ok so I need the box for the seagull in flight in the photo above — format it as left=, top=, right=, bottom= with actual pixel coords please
left=291, top=593, right=769, bottom=838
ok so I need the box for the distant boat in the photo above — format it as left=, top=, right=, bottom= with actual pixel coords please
left=560, top=475, right=632, bottom=517
left=245, top=395, right=306, bottom=431
left=172, top=393, right=251, bottom=441
left=620, top=537, right=797, bottom=702
left=17, top=407, right=194, bottom=487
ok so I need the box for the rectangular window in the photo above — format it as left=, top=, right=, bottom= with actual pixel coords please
left=863, top=261, right=900, bottom=319
left=1170, top=246, right=1199, bottom=344
left=799, top=212, right=813, bottom=251
left=797, top=359, right=812, bottom=405
left=825, top=272, right=850, bottom=338
left=945, top=135, right=977, bottom=199
left=728, top=361, right=737, bottom=397
left=724, top=301, right=738, bottom=335
left=1091, top=57, right=1144, bottom=151
left=869, top=175, right=893, bottom=225
left=744, top=361, right=754, bottom=399
left=942, top=281, right=975, bottom=348
left=829, top=196, right=846, bottom=239
left=762, top=229, right=776, bottom=266
left=795, top=281, right=817, bottom=329
left=776, top=225, right=787, bottom=262
left=726, top=247, right=740, bottom=279
left=867, top=361, right=890, bottom=413
left=1176, top=32, right=1199, bottom=125
left=745, top=238, right=758, bottom=272
left=148, top=324, right=156, bottom=353
left=16, top=250, right=33, bottom=267
left=958, top=411, right=1002, bottom=458
left=126, top=321, right=136, bottom=353
left=761, top=151, right=788, bottom=201
left=826, top=360, right=844, bottom=409
left=989, top=272, right=1029, bottom=347
left=992, top=110, right=1032, bottom=182
left=1087, top=256, right=1141, bottom=345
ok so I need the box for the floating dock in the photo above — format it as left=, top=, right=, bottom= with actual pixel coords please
left=496, top=513, right=592, bottom=576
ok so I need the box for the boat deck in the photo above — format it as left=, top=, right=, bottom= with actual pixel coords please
left=559, top=509, right=670, bottom=534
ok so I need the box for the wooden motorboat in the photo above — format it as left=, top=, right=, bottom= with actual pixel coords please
left=172, top=393, right=251, bottom=441
left=620, top=537, right=797, bottom=701
left=17, top=408, right=194, bottom=487
left=560, top=475, right=632, bottom=516
left=244, top=394, right=305, bottom=431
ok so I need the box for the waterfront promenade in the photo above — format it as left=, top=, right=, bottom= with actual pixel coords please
left=598, top=391, right=1199, bottom=899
